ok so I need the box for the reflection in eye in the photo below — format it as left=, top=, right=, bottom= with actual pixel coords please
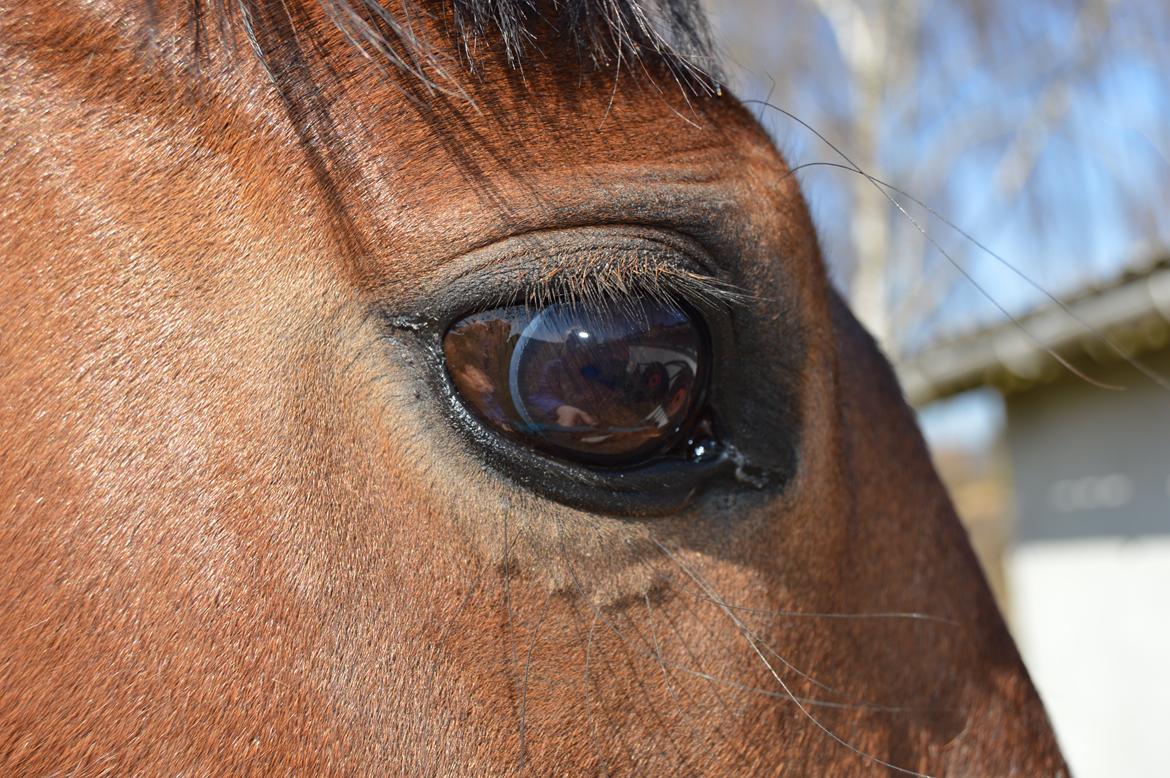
left=443, top=299, right=709, bottom=466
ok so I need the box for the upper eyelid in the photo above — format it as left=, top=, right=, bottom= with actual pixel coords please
left=384, top=225, right=750, bottom=331
left=491, top=260, right=747, bottom=311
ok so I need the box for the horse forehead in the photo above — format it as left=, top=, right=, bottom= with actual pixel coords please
left=315, top=63, right=757, bottom=202
left=249, top=63, right=785, bottom=283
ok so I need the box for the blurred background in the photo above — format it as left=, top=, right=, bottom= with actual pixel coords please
left=701, top=1, right=1170, bottom=774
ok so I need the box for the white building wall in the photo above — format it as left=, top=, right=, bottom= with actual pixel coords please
left=1008, top=538, right=1170, bottom=777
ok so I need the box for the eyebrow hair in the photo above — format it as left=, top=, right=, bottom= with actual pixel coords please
left=187, top=0, right=719, bottom=99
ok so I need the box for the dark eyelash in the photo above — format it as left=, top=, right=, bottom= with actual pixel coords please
left=381, top=225, right=751, bottom=335
left=480, top=258, right=751, bottom=316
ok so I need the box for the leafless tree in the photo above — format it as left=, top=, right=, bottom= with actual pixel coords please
left=705, top=0, right=1170, bottom=359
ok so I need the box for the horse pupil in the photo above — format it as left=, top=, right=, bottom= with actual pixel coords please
left=443, top=299, right=707, bottom=466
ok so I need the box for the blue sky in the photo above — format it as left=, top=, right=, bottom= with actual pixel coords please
left=706, top=0, right=1170, bottom=448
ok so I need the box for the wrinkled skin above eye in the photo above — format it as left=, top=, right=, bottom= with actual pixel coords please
left=443, top=299, right=709, bottom=466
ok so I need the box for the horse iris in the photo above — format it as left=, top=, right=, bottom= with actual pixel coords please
left=443, top=300, right=708, bottom=466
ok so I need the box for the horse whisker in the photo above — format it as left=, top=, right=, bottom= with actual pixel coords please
left=789, top=159, right=1170, bottom=394
left=651, top=565, right=855, bottom=698
left=652, top=539, right=936, bottom=778
left=517, top=587, right=553, bottom=768
left=643, top=593, right=681, bottom=704
left=666, top=664, right=959, bottom=715
left=748, top=97, right=1136, bottom=394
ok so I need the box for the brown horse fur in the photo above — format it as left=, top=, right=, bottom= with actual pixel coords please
left=0, top=1, right=1066, bottom=774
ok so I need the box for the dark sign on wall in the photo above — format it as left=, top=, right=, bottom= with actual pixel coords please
left=1006, top=349, right=1170, bottom=543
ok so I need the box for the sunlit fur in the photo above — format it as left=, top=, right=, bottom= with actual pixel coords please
left=0, top=1, right=1066, bottom=774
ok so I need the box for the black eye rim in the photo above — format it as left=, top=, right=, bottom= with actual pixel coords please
left=440, top=297, right=717, bottom=471
left=372, top=224, right=789, bottom=517
left=401, top=292, right=742, bottom=517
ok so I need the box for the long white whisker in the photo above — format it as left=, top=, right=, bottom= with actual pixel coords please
left=746, top=98, right=1125, bottom=393
left=653, top=539, right=935, bottom=778
left=788, top=159, right=1170, bottom=394
left=666, top=664, right=957, bottom=715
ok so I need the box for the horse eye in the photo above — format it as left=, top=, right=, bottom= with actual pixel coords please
left=443, top=299, right=709, bottom=467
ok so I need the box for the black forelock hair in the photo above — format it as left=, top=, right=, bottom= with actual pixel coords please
left=183, top=0, right=720, bottom=100
left=163, top=0, right=722, bottom=263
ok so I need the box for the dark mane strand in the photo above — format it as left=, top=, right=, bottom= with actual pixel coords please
left=177, top=0, right=719, bottom=98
